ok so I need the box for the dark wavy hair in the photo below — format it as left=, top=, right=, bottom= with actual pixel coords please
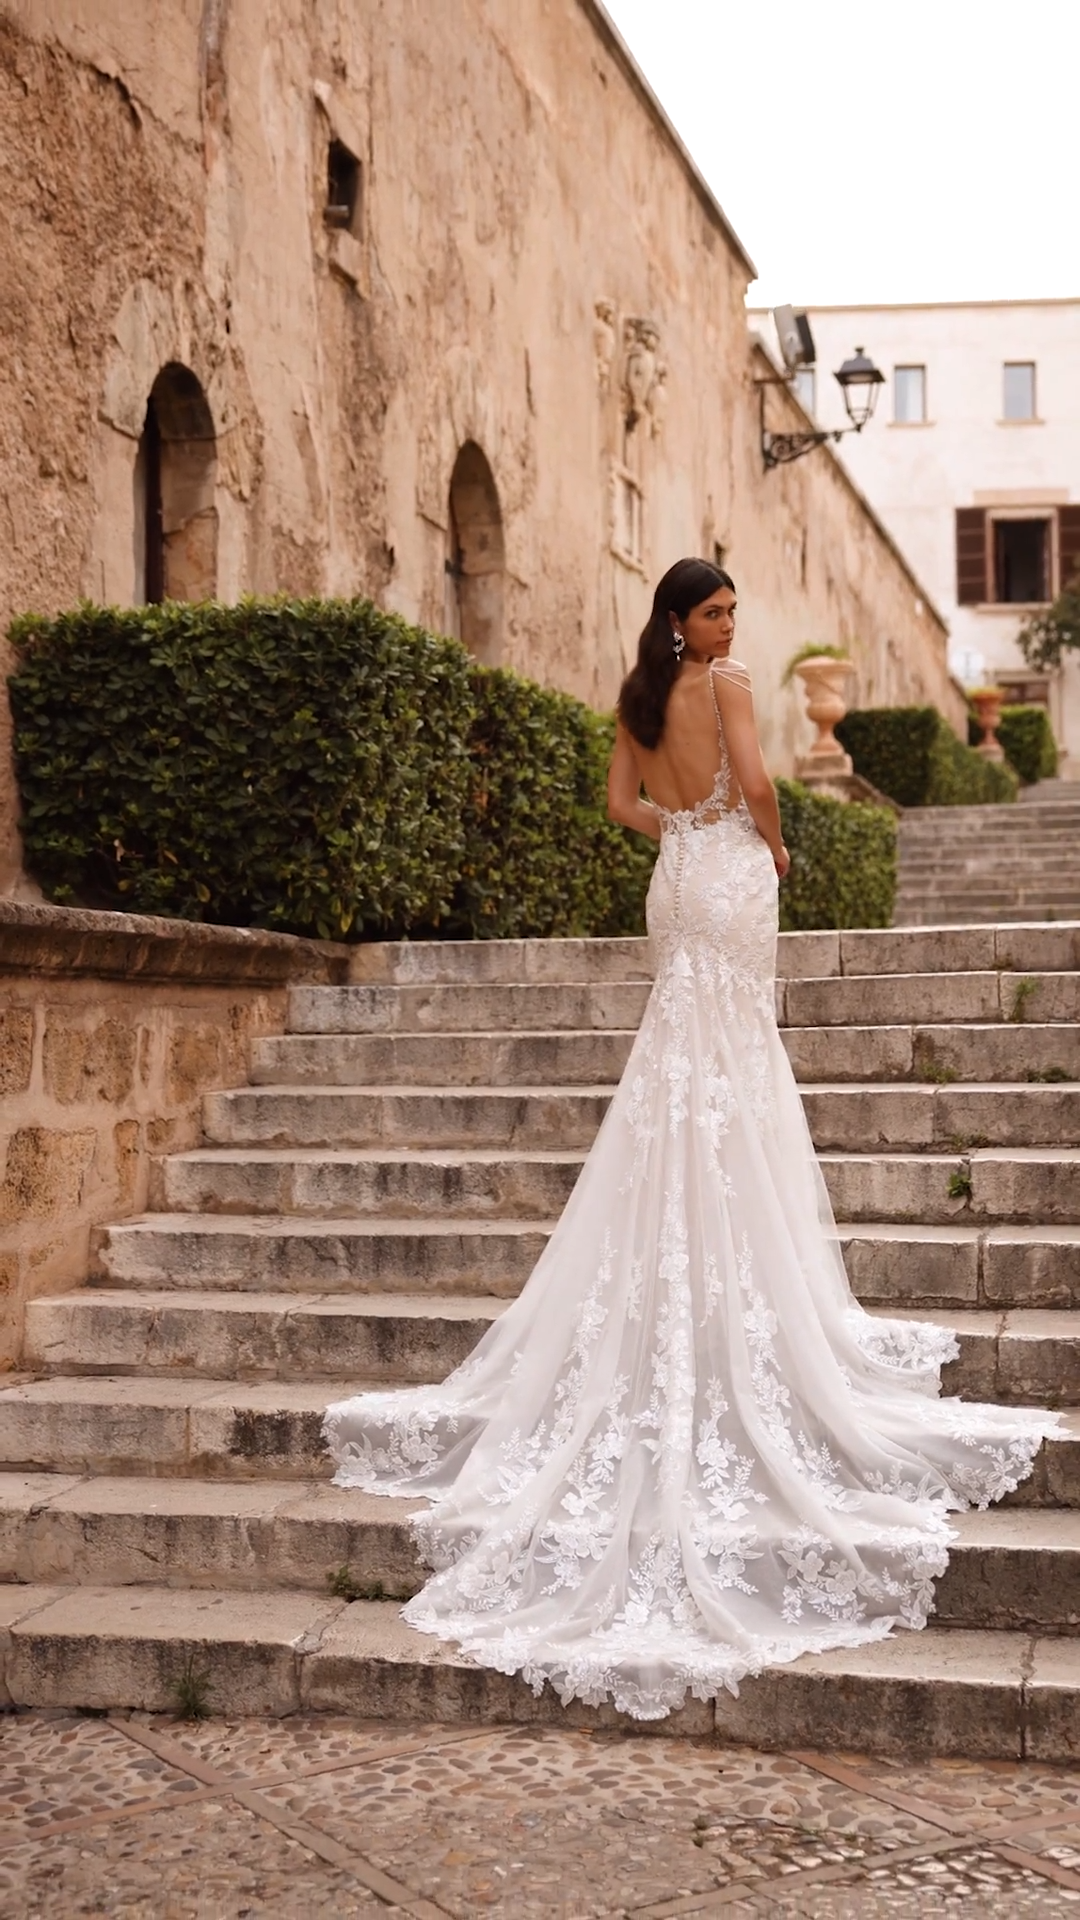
left=617, top=557, right=735, bottom=749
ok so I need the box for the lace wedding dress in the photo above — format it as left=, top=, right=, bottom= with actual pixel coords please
left=325, top=660, right=1059, bottom=1720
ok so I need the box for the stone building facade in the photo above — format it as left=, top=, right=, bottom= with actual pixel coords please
left=0, top=0, right=963, bottom=895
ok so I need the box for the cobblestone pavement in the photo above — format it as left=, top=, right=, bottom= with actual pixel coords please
left=3, top=1711, right=1080, bottom=1917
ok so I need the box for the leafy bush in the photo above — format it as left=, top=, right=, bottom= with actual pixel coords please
left=836, top=706, right=1018, bottom=807
left=967, top=705, right=1057, bottom=786
left=1018, top=576, right=1080, bottom=671
left=9, top=598, right=475, bottom=939
left=450, top=667, right=655, bottom=939
left=8, top=596, right=900, bottom=940
left=777, top=780, right=896, bottom=931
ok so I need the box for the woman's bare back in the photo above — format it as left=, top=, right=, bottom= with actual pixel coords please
left=629, top=660, right=748, bottom=817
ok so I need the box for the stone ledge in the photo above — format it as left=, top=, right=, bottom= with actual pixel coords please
left=0, top=903, right=350, bottom=988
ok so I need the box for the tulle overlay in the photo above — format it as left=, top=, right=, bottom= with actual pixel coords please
left=325, top=688, right=1059, bottom=1720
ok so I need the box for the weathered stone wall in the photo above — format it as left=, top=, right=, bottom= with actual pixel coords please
left=0, top=0, right=961, bottom=894
left=0, top=905, right=347, bottom=1367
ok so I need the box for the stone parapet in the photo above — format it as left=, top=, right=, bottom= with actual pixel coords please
left=0, top=905, right=349, bottom=1368
left=0, top=902, right=349, bottom=987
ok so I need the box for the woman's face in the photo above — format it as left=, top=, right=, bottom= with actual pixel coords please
left=672, top=586, right=737, bottom=662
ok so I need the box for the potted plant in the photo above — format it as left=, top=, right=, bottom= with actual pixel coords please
left=968, top=684, right=1006, bottom=760
left=783, top=643, right=854, bottom=759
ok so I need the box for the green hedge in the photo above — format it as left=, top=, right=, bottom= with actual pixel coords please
left=9, top=596, right=898, bottom=940
left=8, top=599, right=475, bottom=939
left=836, top=706, right=1018, bottom=807
left=965, top=704, right=1058, bottom=786
left=451, top=670, right=655, bottom=939
left=8, top=597, right=655, bottom=941
left=777, top=780, right=896, bottom=931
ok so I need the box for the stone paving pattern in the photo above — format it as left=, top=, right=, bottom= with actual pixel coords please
left=3, top=1712, right=1080, bottom=1916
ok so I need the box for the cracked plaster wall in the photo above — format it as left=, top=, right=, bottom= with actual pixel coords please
left=0, top=0, right=960, bottom=894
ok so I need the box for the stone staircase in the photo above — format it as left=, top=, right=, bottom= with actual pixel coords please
left=894, top=795, right=1080, bottom=926
left=2, top=923, right=1080, bottom=1759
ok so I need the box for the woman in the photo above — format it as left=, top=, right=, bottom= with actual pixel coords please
left=325, top=556, right=1057, bottom=1720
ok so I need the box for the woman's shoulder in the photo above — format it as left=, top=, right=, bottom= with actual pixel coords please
left=708, top=656, right=753, bottom=691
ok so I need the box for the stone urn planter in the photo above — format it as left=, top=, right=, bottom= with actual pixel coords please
left=793, top=655, right=854, bottom=767
left=970, top=686, right=1006, bottom=761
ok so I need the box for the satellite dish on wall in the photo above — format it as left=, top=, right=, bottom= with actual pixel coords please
left=773, top=305, right=816, bottom=371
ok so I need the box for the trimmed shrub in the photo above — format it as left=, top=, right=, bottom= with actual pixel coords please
left=450, top=666, right=656, bottom=939
left=967, top=705, right=1058, bottom=787
left=8, top=598, right=475, bottom=939
left=8, top=596, right=900, bottom=940
left=836, top=706, right=1018, bottom=807
left=777, top=780, right=897, bottom=931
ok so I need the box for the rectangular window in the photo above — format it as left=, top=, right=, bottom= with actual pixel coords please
left=1003, top=362, right=1036, bottom=421
left=793, top=368, right=816, bottom=416
left=993, top=518, right=1050, bottom=603
left=894, top=365, right=926, bottom=424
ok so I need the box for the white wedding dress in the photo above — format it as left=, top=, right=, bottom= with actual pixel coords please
left=325, top=660, right=1059, bottom=1720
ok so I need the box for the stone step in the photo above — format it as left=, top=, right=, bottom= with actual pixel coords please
left=88, top=1213, right=1080, bottom=1308
left=345, top=925, right=1080, bottom=986
left=159, top=1146, right=586, bottom=1222
left=203, top=1080, right=1080, bottom=1154
left=793, top=1033, right=1080, bottom=1093
left=784, top=973, right=1080, bottom=1027
left=5, top=1370, right=1077, bottom=1494
left=157, top=1145, right=1080, bottom=1227
left=0, top=1585, right=1077, bottom=1757
left=895, top=906, right=1080, bottom=929
left=290, top=973, right=1080, bottom=1037
left=204, top=1084, right=615, bottom=1150
left=249, top=1025, right=1080, bottom=1090
left=251, top=1030, right=638, bottom=1088
left=97, top=1216, right=547, bottom=1295
left=290, top=981, right=653, bottom=1035
left=2, top=1475, right=1077, bottom=1634
left=799, top=1090, right=1076, bottom=1144
left=15, top=1292, right=1080, bottom=1404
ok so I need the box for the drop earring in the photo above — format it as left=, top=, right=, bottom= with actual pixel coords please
left=672, top=628, right=685, bottom=658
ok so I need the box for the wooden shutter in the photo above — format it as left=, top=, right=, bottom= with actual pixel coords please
left=1058, top=505, right=1080, bottom=591
left=956, top=507, right=988, bottom=604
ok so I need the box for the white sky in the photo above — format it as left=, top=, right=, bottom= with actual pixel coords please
left=604, top=0, right=1079, bottom=309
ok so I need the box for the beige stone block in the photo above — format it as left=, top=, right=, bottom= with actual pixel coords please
left=299, top=1599, right=714, bottom=1734
left=711, top=1628, right=1025, bottom=1757
left=0, top=1125, right=96, bottom=1221
left=7, top=1586, right=343, bottom=1715
left=933, top=1510, right=1080, bottom=1632
left=42, top=1014, right=138, bottom=1105
left=0, top=1009, right=34, bottom=1095
left=113, top=1118, right=142, bottom=1211
left=166, top=1022, right=225, bottom=1106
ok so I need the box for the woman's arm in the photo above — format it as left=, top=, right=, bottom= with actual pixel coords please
left=607, top=722, right=662, bottom=841
left=711, top=667, right=790, bottom=877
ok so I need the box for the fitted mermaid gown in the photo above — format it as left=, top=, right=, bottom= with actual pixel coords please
left=324, top=659, right=1059, bottom=1720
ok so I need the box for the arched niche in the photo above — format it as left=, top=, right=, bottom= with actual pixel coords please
left=444, top=442, right=505, bottom=664
left=135, top=363, right=218, bottom=602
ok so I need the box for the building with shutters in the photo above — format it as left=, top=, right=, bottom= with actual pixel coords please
left=750, top=298, right=1080, bottom=776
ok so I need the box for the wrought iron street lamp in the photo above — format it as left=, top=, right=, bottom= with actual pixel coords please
left=757, top=313, right=885, bottom=470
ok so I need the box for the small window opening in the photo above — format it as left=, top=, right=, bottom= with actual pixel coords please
left=993, top=518, right=1049, bottom=604
left=894, top=365, right=926, bottom=424
left=712, top=541, right=727, bottom=573
left=326, top=139, right=360, bottom=231
left=1002, top=362, right=1036, bottom=422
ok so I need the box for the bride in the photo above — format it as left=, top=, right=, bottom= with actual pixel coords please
left=325, top=555, right=1058, bottom=1720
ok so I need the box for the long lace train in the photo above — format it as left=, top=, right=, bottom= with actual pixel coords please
left=325, top=673, right=1059, bottom=1720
